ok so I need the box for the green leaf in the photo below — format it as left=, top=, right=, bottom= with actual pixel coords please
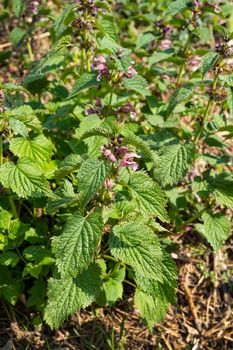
left=166, top=0, right=193, bottom=15
left=103, top=267, right=125, bottom=306
left=219, top=75, right=233, bottom=87
left=55, top=154, right=82, bottom=182
left=3, top=105, right=41, bottom=131
left=167, top=85, right=193, bottom=114
left=9, top=118, right=29, bottom=138
left=134, top=288, right=168, bottom=330
left=0, top=82, right=28, bottom=94
left=0, top=158, right=52, bottom=199
left=201, top=52, right=219, bottom=78
left=77, top=159, right=111, bottom=206
left=23, top=245, right=53, bottom=263
left=193, top=172, right=233, bottom=208
left=109, top=221, right=164, bottom=281
left=148, top=49, right=175, bottom=68
left=136, top=32, right=155, bottom=49
left=44, top=263, right=102, bottom=329
left=81, top=126, right=111, bottom=141
left=68, top=72, right=99, bottom=99
left=52, top=211, right=103, bottom=277
left=97, top=15, right=120, bottom=45
left=0, top=251, right=20, bottom=267
left=0, top=208, right=12, bottom=230
left=202, top=211, right=231, bottom=251
left=12, top=0, right=24, bottom=16
left=209, top=173, right=233, bottom=208
left=128, top=172, right=169, bottom=222
left=155, top=142, right=195, bottom=186
left=23, top=53, right=66, bottom=85
left=227, top=87, right=233, bottom=116
left=53, top=3, right=76, bottom=41
left=123, top=75, right=151, bottom=96
left=10, top=135, right=53, bottom=165
left=47, top=180, right=76, bottom=214
left=9, top=28, right=26, bottom=47
left=123, top=133, right=157, bottom=164
left=27, top=280, right=46, bottom=310
left=136, top=268, right=177, bottom=306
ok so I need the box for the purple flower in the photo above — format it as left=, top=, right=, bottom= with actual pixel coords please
left=85, top=107, right=96, bottom=116
left=120, top=152, right=141, bottom=171
left=115, top=146, right=128, bottom=156
left=193, top=0, right=201, bottom=7
left=104, top=179, right=114, bottom=190
left=118, top=102, right=134, bottom=114
left=28, top=0, right=40, bottom=15
left=127, top=66, right=137, bottom=78
left=184, top=225, right=193, bottom=232
left=214, top=5, right=221, bottom=13
left=160, top=39, right=171, bottom=50
left=84, top=97, right=103, bottom=116
left=101, top=145, right=116, bottom=163
left=92, top=56, right=109, bottom=81
left=188, top=55, right=201, bottom=72
left=0, top=91, right=4, bottom=100
left=108, top=153, right=117, bottom=163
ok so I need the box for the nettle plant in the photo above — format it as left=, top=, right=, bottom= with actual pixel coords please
left=0, top=0, right=232, bottom=330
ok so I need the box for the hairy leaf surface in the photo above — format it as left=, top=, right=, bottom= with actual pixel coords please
left=128, top=172, right=169, bottom=222
left=44, top=263, right=102, bottom=329
left=109, top=221, right=164, bottom=281
left=52, top=211, right=103, bottom=277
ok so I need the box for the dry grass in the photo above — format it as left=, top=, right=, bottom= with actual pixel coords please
left=1, top=234, right=232, bottom=350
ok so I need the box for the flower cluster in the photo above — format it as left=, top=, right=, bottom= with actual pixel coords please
left=160, top=39, right=171, bottom=50
left=76, top=0, right=108, bottom=16
left=101, top=144, right=141, bottom=171
left=192, top=1, right=221, bottom=26
left=216, top=40, right=233, bottom=58
left=85, top=97, right=104, bottom=116
left=92, top=56, right=109, bottom=81
left=0, top=91, right=4, bottom=113
left=118, top=102, right=136, bottom=118
left=28, top=0, right=40, bottom=15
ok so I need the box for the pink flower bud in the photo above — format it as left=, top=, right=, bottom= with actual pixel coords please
left=103, top=149, right=112, bottom=157
left=108, top=153, right=117, bottom=163
left=160, top=39, right=171, bottom=50
left=115, top=146, right=128, bottom=156
left=104, top=179, right=114, bottom=190
left=126, top=66, right=137, bottom=78
left=118, top=102, right=134, bottom=114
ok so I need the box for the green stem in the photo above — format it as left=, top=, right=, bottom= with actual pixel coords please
left=176, top=32, right=191, bottom=86
left=27, top=40, right=34, bottom=62
left=8, top=195, right=18, bottom=218
left=107, top=86, right=115, bottom=116
left=194, top=73, right=219, bottom=143
left=177, top=208, right=206, bottom=230
left=80, top=47, right=86, bottom=73
left=0, top=135, right=3, bottom=166
left=124, top=279, right=136, bottom=288
left=102, top=254, right=119, bottom=263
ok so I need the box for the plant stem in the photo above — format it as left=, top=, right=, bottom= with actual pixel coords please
left=177, top=208, right=206, bottom=230
left=102, top=254, right=118, bottom=263
left=27, top=40, right=34, bottom=62
left=124, top=279, right=136, bottom=288
left=0, top=135, right=3, bottom=166
left=176, top=32, right=191, bottom=86
left=107, top=86, right=115, bottom=116
left=8, top=194, right=18, bottom=218
left=194, top=73, right=219, bottom=143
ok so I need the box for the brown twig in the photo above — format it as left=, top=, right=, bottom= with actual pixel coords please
left=182, top=272, right=201, bottom=332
